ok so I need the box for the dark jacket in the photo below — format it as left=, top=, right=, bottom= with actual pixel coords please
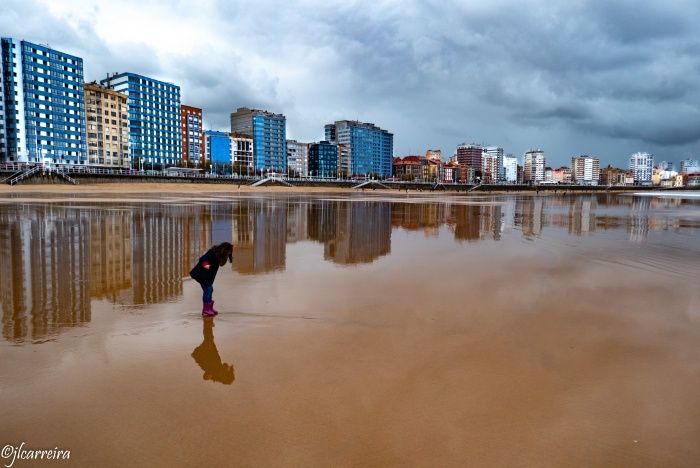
left=190, top=250, right=220, bottom=285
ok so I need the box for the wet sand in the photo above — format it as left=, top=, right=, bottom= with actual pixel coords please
left=1, top=194, right=699, bottom=467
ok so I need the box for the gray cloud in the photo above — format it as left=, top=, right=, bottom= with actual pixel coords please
left=3, top=0, right=700, bottom=166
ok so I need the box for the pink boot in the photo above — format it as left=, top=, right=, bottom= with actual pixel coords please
left=208, top=301, right=219, bottom=315
left=202, top=302, right=216, bottom=317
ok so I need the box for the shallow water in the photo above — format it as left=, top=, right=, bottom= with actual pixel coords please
left=1, top=193, right=699, bottom=467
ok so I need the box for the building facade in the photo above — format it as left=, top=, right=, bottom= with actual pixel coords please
left=324, top=120, right=393, bottom=177
left=456, top=144, right=483, bottom=179
left=181, top=105, right=203, bottom=167
left=1, top=38, right=86, bottom=164
left=629, top=152, right=654, bottom=184
left=679, top=158, right=699, bottom=174
left=571, top=155, right=600, bottom=185
left=523, top=149, right=545, bottom=184
left=308, top=141, right=338, bottom=178
left=231, top=107, right=286, bottom=173
left=231, top=132, right=253, bottom=175
left=426, top=149, right=442, bottom=161
left=503, top=154, right=518, bottom=183
left=483, top=146, right=504, bottom=183
left=204, top=130, right=231, bottom=172
left=336, top=143, right=350, bottom=177
left=100, top=72, right=181, bottom=169
left=393, top=155, right=423, bottom=180
left=553, top=167, right=573, bottom=184
left=84, top=82, right=129, bottom=167
left=286, top=139, right=309, bottom=177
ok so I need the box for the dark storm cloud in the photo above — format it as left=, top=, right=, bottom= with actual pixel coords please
left=3, top=0, right=700, bottom=165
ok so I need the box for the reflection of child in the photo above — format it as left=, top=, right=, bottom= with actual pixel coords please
left=191, top=317, right=235, bottom=385
left=189, top=242, right=233, bottom=316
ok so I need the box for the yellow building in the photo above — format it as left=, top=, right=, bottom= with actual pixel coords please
left=84, top=82, right=129, bottom=167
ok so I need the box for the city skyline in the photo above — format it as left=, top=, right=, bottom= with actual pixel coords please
left=3, top=0, right=700, bottom=168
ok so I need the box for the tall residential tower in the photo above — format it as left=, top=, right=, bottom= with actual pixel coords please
left=181, top=105, right=203, bottom=167
left=571, top=155, right=600, bottom=185
left=325, top=120, right=393, bottom=177
left=629, top=152, right=654, bottom=184
left=523, top=149, right=546, bottom=184
left=1, top=38, right=87, bottom=164
left=230, top=107, right=286, bottom=173
left=101, top=72, right=181, bottom=168
left=84, top=82, right=129, bottom=167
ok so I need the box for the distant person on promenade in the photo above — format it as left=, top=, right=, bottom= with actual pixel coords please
left=192, top=317, right=235, bottom=384
left=190, top=242, right=233, bottom=316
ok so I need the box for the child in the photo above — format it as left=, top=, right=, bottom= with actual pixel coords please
left=190, top=242, right=233, bottom=316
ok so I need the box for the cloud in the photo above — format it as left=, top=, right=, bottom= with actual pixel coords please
left=3, top=0, right=700, bottom=166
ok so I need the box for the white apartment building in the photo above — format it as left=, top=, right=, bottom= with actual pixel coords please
left=629, top=152, right=654, bottom=184
left=523, top=149, right=545, bottom=184
left=503, top=155, right=518, bottom=183
left=571, top=155, right=600, bottom=185
left=483, top=146, right=504, bottom=182
left=286, top=140, right=309, bottom=177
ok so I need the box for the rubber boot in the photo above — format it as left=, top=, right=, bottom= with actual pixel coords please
left=208, top=301, right=219, bottom=315
left=202, top=302, right=216, bottom=317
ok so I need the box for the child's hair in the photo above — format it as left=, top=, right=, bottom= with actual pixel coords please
left=211, top=242, right=233, bottom=266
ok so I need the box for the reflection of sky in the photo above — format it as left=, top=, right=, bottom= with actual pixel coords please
left=0, top=194, right=698, bottom=344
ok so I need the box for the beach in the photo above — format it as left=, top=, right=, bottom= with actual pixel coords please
left=1, top=192, right=699, bottom=466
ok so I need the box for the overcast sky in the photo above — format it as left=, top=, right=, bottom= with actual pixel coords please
left=3, top=0, right=700, bottom=167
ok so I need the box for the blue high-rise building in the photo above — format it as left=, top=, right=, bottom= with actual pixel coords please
left=101, top=72, right=181, bottom=168
left=0, top=38, right=86, bottom=164
left=230, top=107, right=286, bottom=173
left=324, top=120, right=393, bottom=177
left=309, top=141, right=338, bottom=178
left=204, top=130, right=231, bottom=167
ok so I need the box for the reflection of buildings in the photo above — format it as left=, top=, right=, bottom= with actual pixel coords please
left=4, top=195, right=697, bottom=345
left=0, top=207, right=91, bottom=342
left=286, top=201, right=309, bottom=243
left=516, top=198, right=544, bottom=238
left=567, top=197, right=596, bottom=236
left=117, top=205, right=184, bottom=305
left=307, top=200, right=391, bottom=264
left=231, top=199, right=286, bottom=274
left=391, top=203, right=443, bottom=237
left=447, top=205, right=482, bottom=242
left=183, top=207, right=213, bottom=277
left=90, top=211, right=133, bottom=300
left=628, top=197, right=651, bottom=242
left=324, top=202, right=391, bottom=264
left=308, top=200, right=340, bottom=243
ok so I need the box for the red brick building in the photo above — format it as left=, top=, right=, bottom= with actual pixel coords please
left=181, top=105, right=204, bottom=166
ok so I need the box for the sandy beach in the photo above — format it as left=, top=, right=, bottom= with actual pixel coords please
left=1, top=192, right=699, bottom=467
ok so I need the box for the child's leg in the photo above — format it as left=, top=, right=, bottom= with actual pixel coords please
left=201, top=283, right=213, bottom=303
